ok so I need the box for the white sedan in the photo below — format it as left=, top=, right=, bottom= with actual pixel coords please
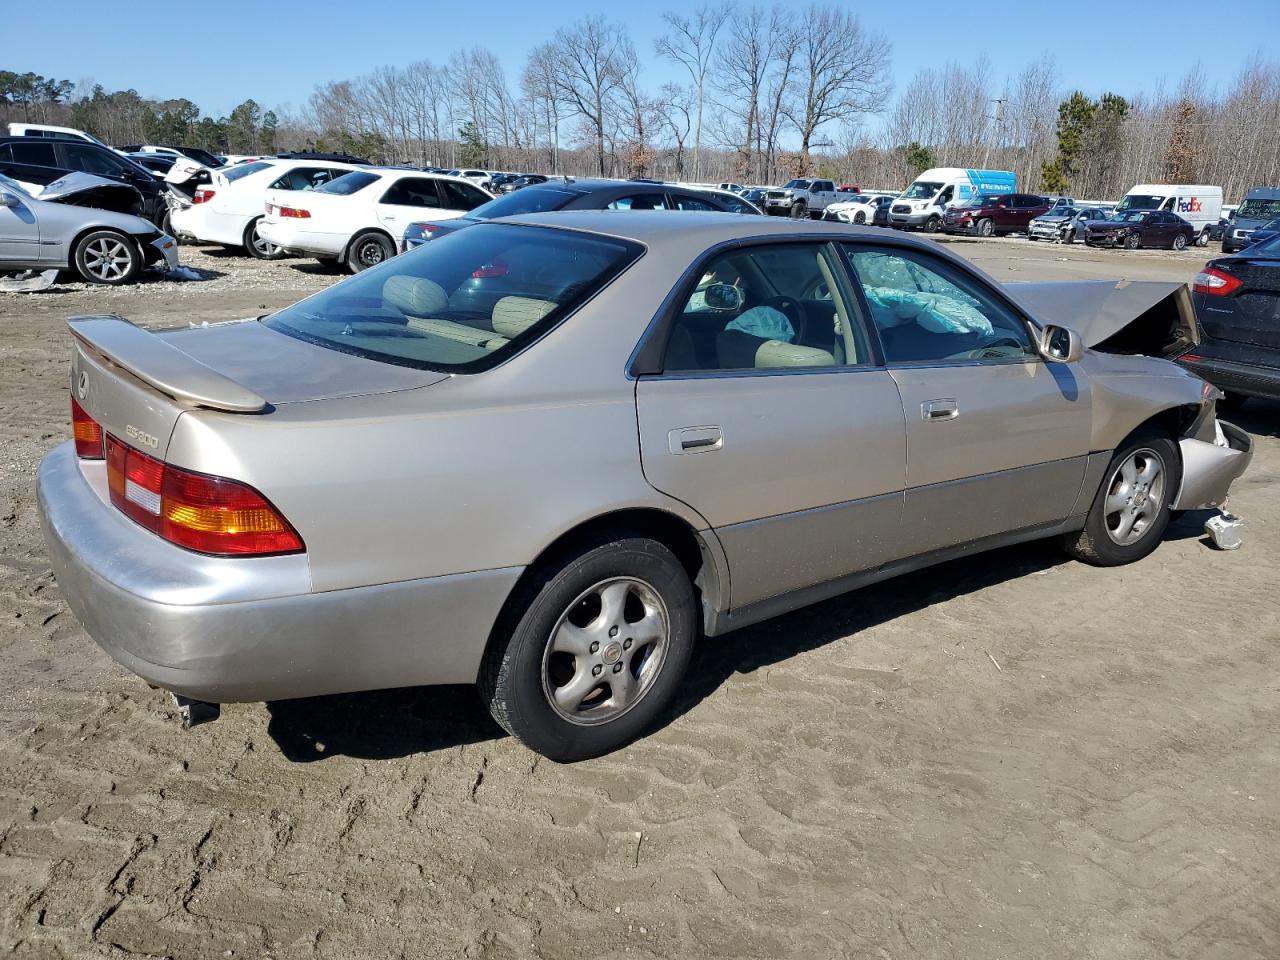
left=168, top=158, right=365, bottom=259
left=258, top=170, right=493, bottom=271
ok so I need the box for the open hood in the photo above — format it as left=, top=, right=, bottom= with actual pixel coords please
left=1006, top=279, right=1198, bottom=358
left=39, top=172, right=144, bottom=218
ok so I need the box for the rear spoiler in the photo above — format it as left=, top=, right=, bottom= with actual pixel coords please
left=68, top=315, right=268, bottom=413
left=1005, top=280, right=1198, bottom=358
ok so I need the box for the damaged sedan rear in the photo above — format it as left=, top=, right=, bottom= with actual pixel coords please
left=38, top=214, right=1252, bottom=760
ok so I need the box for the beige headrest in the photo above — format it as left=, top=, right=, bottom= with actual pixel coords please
left=383, top=275, right=448, bottom=317
left=755, top=340, right=835, bottom=368
left=491, top=296, right=556, bottom=339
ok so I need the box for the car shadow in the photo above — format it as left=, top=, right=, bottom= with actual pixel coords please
left=1227, top=397, right=1280, bottom=439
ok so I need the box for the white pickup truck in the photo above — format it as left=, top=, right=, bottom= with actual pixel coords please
left=762, top=178, right=840, bottom=219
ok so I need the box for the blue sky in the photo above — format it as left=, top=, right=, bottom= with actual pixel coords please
left=15, top=0, right=1272, bottom=122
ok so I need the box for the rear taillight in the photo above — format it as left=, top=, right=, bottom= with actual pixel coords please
left=410, top=222, right=444, bottom=239
left=1193, top=266, right=1242, bottom=297
left=472, top=259, right=509, bottom=278
left=193, top=188, right=216, bottom=204
left=70, top=397, right=104, bottom=459
left=278, top=206, right=310, bottom=219
left=104, top=434, right=303, bottom=557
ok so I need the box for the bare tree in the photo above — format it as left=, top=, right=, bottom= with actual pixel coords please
left=714, top=5, right=780, bottom=183
left=783, top=4, right=890, bottom=171
left=656, top=82, right=695, bottom=178
left=547, top=17, right=633, bottom=175
left=656, top=3, right=731, bottom=180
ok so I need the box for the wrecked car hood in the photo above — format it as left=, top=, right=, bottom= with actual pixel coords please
left=1006, top=279, right=1198, bottom=358
left=38, top=172, right=144, bottom=218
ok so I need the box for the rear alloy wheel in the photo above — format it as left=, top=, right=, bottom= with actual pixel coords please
left=1172, top=233, right=1188, bottom=251
left=977, top=217, right=994, bottom=237
left=480, top=536, right=695, bottom=761
left=73, top=230, right=142, bottom=285
left=346, top=231, right=394, bottom=272
left=1123, top=233, right=1141, bottom=250
left=1063, top=432, right=1179, bottom=566
left=244, top=217, right=285, bottom=260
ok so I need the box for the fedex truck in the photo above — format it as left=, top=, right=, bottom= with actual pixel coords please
left=888, top=167, right=1016, bottom=232
left=1116, top=184, right=1222, bottom=246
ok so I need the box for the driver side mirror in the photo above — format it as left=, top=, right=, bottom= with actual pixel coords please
left=1039, top=324, right=1082, bottom=363
left=703, top=282, right=744, bottom=312
left=0, top=192, right=17, bottom=208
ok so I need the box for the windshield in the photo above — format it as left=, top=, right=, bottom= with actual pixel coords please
left=1115, top=211, right=1150, bottom=223
left=900, top=181, right=942, bottom=200
left=466, top=186, right=579, bottom=221
left=222, top=160, right=274, bottom=183
left=783, top=179, right=812, bottom=190
left=0, top=173, right=33, bottom=200
left=316, top=171, right=381, bottom=195
left=1238, top=198, right=1280, bottom=220
left=264, top=223, right=642, bottom=373
left=1117, top=194, right=1164, bottom=212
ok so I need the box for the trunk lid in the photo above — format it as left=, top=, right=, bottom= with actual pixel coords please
left=1197, top=257, right=1280, bottom=349
left=69, top=315, right=447, bottom=460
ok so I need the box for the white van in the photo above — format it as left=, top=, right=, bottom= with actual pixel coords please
left=888, top=167, right=1016, bottom=231
left=1116, top=184, right=1222, bottom=245
left=6, top=123, right=112, bottom=150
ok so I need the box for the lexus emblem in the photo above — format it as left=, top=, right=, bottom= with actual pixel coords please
left=77, top=370, right=89, bottom=401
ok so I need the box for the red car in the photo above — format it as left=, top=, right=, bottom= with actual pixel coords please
left=942, top=193, right=1050, bottom=237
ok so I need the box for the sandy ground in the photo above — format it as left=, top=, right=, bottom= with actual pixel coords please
left=1, top=237, right=1277, bottom=959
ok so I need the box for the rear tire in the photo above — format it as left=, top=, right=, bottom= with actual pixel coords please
left=1062, top=431, right=1180, bottom=567
left=346, top=231, right=393, bottom=272
left=479, top=535, right=696, bottom=762
left=73, top=230, right=142, bottom=285
left=1172, top=233, right=1188, bottom=251
left=244, top=217, right=285, bottom=260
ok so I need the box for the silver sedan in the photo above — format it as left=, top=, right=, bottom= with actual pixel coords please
left=38, top=213, right=1252, bottom=760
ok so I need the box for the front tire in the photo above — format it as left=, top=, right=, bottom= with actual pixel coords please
left=923, top=214, right=942, bottom=233
left=1062, top=432, right=1180, bottom=567
left=1196, top=229, right=1209, bottom=247
left=346, top=231, right=394, bottom=272
left=976, top=217, right=994, bottom=237
left=1123, top=233, right=1141, bottom=250
left=73, top=230, right=142, bottom=285
left=480, top=536, right=696, bottom=762
left=789, top=202, right=807, bottom=220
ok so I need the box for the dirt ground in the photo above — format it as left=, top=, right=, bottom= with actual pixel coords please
left=1, top=236, right=1277, bottom=960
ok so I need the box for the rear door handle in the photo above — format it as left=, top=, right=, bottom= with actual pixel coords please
left=668, top=426, right=723, bottom=454
left=921, top=399, right=959, bottom=421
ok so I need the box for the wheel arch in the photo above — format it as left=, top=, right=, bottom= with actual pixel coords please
left=68, top=223, right=140, bottom=267
left=340, top=226, right=396, bottom=263
left=479, top=507, right=728, bottom=680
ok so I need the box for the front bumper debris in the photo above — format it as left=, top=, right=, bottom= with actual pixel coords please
left=1173, top=419, right=1253, bottom=510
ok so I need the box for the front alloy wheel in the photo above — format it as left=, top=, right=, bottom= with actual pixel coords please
left=1103, top=448, right=1167, bottom=546
left=74, top=230, right=142, bottom=285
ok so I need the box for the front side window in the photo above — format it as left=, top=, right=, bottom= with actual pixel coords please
left=438, top=179, right=490, bottom=211
left=661, top=243, right=867, bottom=373
left=669, top=193, right=719, bottom=211
left=845, top=246, right=1037, bottom=364
left=606, top=194, right=666, bottom=210
left=380, top=177, right=442, bottom=208
left=63, top=144, right=127, bottom=177
left=265, top=223, right=640, bottom=373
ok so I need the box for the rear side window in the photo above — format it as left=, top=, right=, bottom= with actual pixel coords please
left=8, top=141, right=58, bottom=166
left=265, top=223, right=641, bottom=373
left=669, top=193, right=720, bottom=211
left=606, top=194, right=666, bottom=210
left=468, top=187, right=579, bottom=220
left=269, top=166, right=339, bottom=191
left=316, top=171, right=380, bottom=195
left=222, top=161, right=274, bottom=182
left=381, top=177, right=442, bottom=207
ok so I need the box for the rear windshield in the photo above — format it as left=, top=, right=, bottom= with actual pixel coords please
left=222, top=161, right=273, bottom=182
left=264, top=223, right=642, bottom=373
left=316, top=171, right=381, bottom=195
left=468, top=186, right=580, bottom=220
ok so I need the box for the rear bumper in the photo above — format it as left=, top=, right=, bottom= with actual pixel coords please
left=1177, top=355, right=1280, bottom=401
left=1173, top=420, right=1253, bottom=510
left=256, top=221, right=345, bottom=257
left=38, top=443, right=522, bottom=703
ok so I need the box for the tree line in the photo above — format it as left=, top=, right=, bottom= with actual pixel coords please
left=3, top=21, right=1279, bottom=201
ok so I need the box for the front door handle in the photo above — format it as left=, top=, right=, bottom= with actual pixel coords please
left=921, top=399, right=959, bottom=422
left=668, top=425, right=723, bottom=454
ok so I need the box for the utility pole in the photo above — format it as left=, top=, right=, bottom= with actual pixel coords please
left=983, top=96, right=1008, bottom=169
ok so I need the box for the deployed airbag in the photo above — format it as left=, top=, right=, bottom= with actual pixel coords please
left=863, top=286, right=994, bottom=336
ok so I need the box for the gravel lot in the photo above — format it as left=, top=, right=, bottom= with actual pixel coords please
left=1, top=236, right=1277, bottom=960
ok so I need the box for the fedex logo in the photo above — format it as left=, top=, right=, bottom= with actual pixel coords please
left=1177, top=197, right=1202, bottom=213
